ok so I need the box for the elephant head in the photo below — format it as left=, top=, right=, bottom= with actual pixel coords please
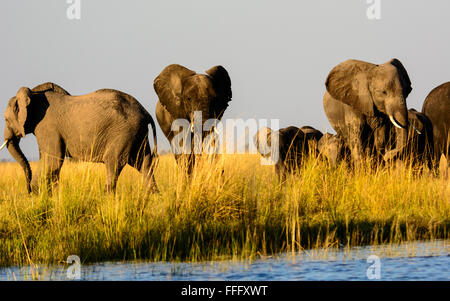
left=254, top=127, right=273, bottom=159
left=326, top=59, right=411, bottom=128
left=318, top=133, right=349, bottom=166
left=1, top=83, right=70, bottom=193
left=300, top=126, right=323, bottom=155
left=153, top=64, right=232, bottom=134
left=325, top=59, right=412, bottom=157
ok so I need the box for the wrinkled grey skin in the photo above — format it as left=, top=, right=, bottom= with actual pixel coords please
left=154, top=64, right=232, bottom=173
left=422, top=82, right=449, bottom=178
left=323, top=59, right=412, bottom=164
left=318, top=133, right=350, bottom=166
left=3, top=83, right=158, bottom=194
left=422, top=82, right=449, bottom=162
left=254, top=126, right=323, bottom=180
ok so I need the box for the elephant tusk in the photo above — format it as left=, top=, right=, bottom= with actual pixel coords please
left=0, top=140, right=8, bottom=151
left=410, top=123, right=421, bottom=135
left=389, top=115, right=406, bottom=130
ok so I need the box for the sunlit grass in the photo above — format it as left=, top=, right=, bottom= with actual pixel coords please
left=0, top=154, right=448, bottom=267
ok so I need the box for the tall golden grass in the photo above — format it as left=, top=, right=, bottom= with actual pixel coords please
left=0, top=154, right=448, bottom=267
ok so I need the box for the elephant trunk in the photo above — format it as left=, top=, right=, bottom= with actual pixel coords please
left=189, top=110, right=212, bottom=134
left=394, top=126, right=408, bottom=155
left=385, top=96, right=408, bottom=128
left=3, top=127, right=32, bottom=193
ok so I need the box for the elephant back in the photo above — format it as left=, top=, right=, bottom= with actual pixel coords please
left=278, top=126, right=306, bottom=159
left=32, top=82, right=71, bottom=96
left=300, top=126, right=323, bottom=155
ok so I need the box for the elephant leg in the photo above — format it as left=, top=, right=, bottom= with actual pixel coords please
left=132, top=138, right=159, bottom=193
left=33, top=156, right=64, bottom=194
left=439, top=154, right=448, bottom=180
left=175, top=153, right=195, bottom=175
left=347, top=129, right=364, bottom=166
left=104, top=161, right=125, bottom=193
left=187, top=154, right=195, bottom=175
left=373, top=126, right=387, bottom=158
left=33, top=138, right=65, bottom=194
left=342, top=109, right=366, bottom=165
left=140, top=155, right=158, bottom=193
left=275, top=163, right=287, bottom=183
left=174, top=154, right=185, bottom=172
left=103, top=145, right=128, bottom=193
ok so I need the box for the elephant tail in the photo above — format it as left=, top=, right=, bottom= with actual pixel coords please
left=148, top=114, right=158, bottom=158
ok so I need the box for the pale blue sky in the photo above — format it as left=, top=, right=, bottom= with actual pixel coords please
left=1, top=0, right=449, bottom=160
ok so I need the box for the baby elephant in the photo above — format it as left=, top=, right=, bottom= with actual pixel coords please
left=385, top=109, right=434, bottom=167
left=318, top=133, right=350, bottom=166
left=2, top=83, right=159, bottom=194
left=254, top=126, right=323, bottom=180
left=404, top=109, right=434, bottom=165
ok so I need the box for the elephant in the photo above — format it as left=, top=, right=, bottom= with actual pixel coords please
left=382, top=108, right=433, bottom=167
left=254, top=126, right=323, bottom=180
left=1, top=82, right=158, bottom=194
left=318, top=133, right=350, bottom=166
left=422, top=82, right=449, bottom=178
left=299, top=126, right=324, bottom=155
left=323, top=59, right=412, bottom=165
left=154, top=64, right=232, bottom=173
left=421, top=82, right=449, bottom=162
left=400, top=109, right=434, bottom=165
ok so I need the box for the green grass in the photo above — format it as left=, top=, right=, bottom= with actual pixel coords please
left=0, top=154, right=448, bottom=267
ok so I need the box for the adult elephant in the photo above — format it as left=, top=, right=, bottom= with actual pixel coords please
left=254, top=126, right=323, bottom=180
left=323, top=59, right=412, bottom=164
left=1, top=82, right=158, bottom=193
left=421, top=82, right=449, bottom=164
left=154, top=64, right=232, bottom=173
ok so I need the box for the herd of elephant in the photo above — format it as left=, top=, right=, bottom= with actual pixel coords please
left=257, top=59, right=449, bottom=180
left=1, top=59, right=449, bottom=194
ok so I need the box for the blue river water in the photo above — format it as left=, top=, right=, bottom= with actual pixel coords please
left=1, top=240, right=448, bottom=281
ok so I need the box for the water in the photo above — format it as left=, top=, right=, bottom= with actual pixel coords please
left=1, top=240, right=449, bottom=281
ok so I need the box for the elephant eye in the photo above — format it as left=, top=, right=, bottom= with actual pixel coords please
left=382, top=91, right=387, bottom=95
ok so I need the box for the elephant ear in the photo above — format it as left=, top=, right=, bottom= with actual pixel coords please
left=254, top=127, right=273, bottom=156
left=153, top=64, right=196, bottom=118
left=407, top=109, right=421, bottom=129
left=325, top=59, right=376, bottom=116
left=32, top=82, right=71, bottom=95
left=389, top=59, right=412, bottom=99
left=205, top=65, right=232, bottom=120
left=15, top=87, right=32, bottom=137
